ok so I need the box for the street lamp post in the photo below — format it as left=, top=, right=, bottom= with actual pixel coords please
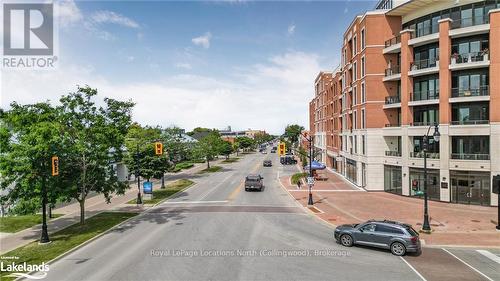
left=40, top=175, right=50, bottom=243
left=301, top=134, right=314, bottom=206
left=421, top=124, right=440, bottom=233
left=135, top=143, right=143, bottom=205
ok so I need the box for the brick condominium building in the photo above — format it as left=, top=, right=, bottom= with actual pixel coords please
left=309, top=0, right=500, bottom=206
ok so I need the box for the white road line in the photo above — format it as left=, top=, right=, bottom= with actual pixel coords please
left=399, top=257, right=427, bottom=281
left=442, top=248, right=494, bottom=281
left=476, top=249, right=500, bottom=264
left=288, top=189, right=363, bottom=192
left=161, top=200, right=228, bottom=204
left=199, top=173, right=234, bottom=200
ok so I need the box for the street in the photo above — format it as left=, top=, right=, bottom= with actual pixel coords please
left=42, top=152, right=422, bottom=281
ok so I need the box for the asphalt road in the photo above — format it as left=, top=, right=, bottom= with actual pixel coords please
left=40, top=151, right=498, bottom=281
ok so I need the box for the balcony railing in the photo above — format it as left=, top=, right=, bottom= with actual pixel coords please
left=451, top=86, right=489, bottom=97
left=385, top=96, right=401, bottom=105
left=410, top=121, right=438, bottom=127
left=450, top=120, right=489, bottom=125
left=451, top=51, right=489, bottom=64
left=385, top=150, right=401, bottom=157
left=385, top=65, right=401, bottom=77
left=410, top=58, right=438, bottom=71
left=385, top=35, right=401, bottom=48
left=451, top=153, right=490, bottom=160
left=411, top=90, right=439, bottom=101
left=450, top=16, right=489, bottom=30
left=410, top=152, right=440, bottom=159
left=385, top=123, right=401, bottom=127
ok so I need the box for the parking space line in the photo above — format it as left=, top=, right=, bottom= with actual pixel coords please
left=442, top=248, right=494, bottom=281
left=399, top=257, right=427, bottom=281
left=476, top=250, right=500, bottom=264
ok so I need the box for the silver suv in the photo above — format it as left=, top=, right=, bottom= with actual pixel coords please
left=334, top=220, right=421, bottom=256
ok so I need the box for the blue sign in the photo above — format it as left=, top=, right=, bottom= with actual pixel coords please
left=143, top=181, right=153, bottom=194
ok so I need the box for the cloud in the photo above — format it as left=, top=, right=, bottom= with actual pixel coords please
left=287, top=24, right=296, bottom=36
left=56, top=0, right=83, bottom=27
left=175, top=63, right=192, bottom=70
left=192, top=32, right=212, bottom=49
left=1, top=51, right=322, bottom=134
left=90, top=10, right=140, bottom=29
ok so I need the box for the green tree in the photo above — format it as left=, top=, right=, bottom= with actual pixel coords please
left=57, top=86, right=135, bottom=224
left=236, top=136, right=255, bottom=152
left=220, top=140, right=234, bottom=159
left=161, top=126, right=190, bottom=166
left=254, top=132, right=274, bottom=145
left=284, top=124, right=304, bottom=145
left=192, top=132, right=223, bottom=169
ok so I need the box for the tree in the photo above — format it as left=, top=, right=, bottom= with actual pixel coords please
left=161, top=126, right=189, bottom=166
left=192, top=132, right=223, bottom=169
left=0, top=102, right=66, bottom=240
left=220, top=140, right=234, bottom=159
left=187, top=127, right=212, bottom=137
left=124, top=124, right=170, bottom=181
left=236, top=136, right=255, bottom=151
left=254, top=132, right=274, bottom=145
left=284, top=124, right=304, bottom=145
left=232, top=141, right=240, bottom=156
left=57, top=86, right=134, bottom=224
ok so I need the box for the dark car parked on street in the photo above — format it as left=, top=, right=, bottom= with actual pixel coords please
left=334, top=220, right=421, bottom=256
left=263, top=160, right=272, bottom=167
left=280, top=155, right=297, bottom=165
left=244, top=174, right=264, bottom=191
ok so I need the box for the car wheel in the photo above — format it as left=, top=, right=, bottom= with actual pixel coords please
left=390, top=242, right=406, bottom=256
left=340, top=234, right=353, bottom=247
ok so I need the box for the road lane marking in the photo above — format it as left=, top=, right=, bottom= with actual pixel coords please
left=443, top=248, right=494, bottom=281
left=161, top=201, right=228, bottom=204
left=199, top=173, right=235, bottom=200
left=288, top=189, right=363, bottom=192
left=400, top=257, right=427, bottom=281
left=476, top=250, right=500, bottom=264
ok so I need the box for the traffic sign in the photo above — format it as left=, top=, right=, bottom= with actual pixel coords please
left=307, top=177, right=314, bottom=185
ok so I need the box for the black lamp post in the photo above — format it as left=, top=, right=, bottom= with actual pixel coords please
left=421, top=124, right=440, bottom=233
left=40, top=175, right=50, bottom=244
left=301, top=134, right=314, bottom=206
left=135, top=143, right=142, bottom=205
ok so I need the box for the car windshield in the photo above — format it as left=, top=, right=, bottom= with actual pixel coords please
left=246, top=177, right=260, bottom=181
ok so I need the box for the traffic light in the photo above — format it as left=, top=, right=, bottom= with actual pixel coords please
left=155, top=142, right=163, bottom=155
left=278, top=142, right=286, bottom=156
left=51, top=156, right=59, bottom=176
left=411, top=179, right=419, bottom=191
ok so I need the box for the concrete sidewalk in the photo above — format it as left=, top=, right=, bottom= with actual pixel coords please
left=0, top=158, right=222, bottom=254
left=280, top=170, right=500, bottom=247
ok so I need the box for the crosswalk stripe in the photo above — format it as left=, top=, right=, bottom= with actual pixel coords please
left=476, top=250, right=500, bottom=264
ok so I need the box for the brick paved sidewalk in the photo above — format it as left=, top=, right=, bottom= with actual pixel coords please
left=280, top=170, right=500, bottom=247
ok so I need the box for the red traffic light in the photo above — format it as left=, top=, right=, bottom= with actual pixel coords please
left=154, top=142, right=163, bottom=155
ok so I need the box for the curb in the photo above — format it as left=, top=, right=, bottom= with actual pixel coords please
left=14, top=212, right=141, bottom=281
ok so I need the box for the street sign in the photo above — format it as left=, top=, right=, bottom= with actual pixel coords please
left=51, top=156, right=59, bottom=176
left=143, top=181, right=153, bottom=194
left=307, top=177, right=314, bottom=185
left=278, top=142, right=286, bottom=156
left=155, top=142, right=163, bottom=155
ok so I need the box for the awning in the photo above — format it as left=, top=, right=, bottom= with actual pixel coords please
left=304, top=161, right=326, bottom=170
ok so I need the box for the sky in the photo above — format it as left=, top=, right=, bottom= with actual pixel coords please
left=1, top=0, right=377, bottom=135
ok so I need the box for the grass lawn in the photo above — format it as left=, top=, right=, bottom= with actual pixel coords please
left=291, top=172, right=308, bottom=185
left=0, top=214, right=64, bottom=233
left=126, top=179, right=195, bottom=205
left=197, top=166, right=222, bottom=174
left=221, top=157, right=240, bottom=163
left=0, top=212, right=138, bottom=281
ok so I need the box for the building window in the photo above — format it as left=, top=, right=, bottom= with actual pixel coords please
left=362, top=135, right=366, bottom=155
left=354, top=135, right=357, bottom=154
left=353, top=86, right=357, bottom=105
left=451, top=136, right=489, bottom=160
left=413, top=75, right=439, bottom=101
left=346, top=158, right=357, bottom=183
left=353, top=62, right=357, bottom=81
left=413, top=106, right=439, bottom=126
left=353, top=110, right=357, bottom=129
left=411, top=136, right=439, bottom=158
left=413, top=44, right=439, bottom=70
left=452, top=69, right=489, bottom=97
left=361, top=56, right=365, bottom=77
left=451, top=102, right=489, bottom=125
left=361, top=28, right=365, bottom=49
left=361, top=109, right=366, bottom=128
left=384, top=165, right=402, bottom=195
left=409, top=168, right=440, bottom=200
left=353, top=35, right=357, bottom=56
left=361, top=82, right=366, bottom=103
left=450, top=170, right=490, bottom=206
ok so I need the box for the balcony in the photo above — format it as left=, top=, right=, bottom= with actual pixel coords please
left=383, top=35, right=401, bottom=54
left=409, top=90, right=439, bottom=106
left=385, top=150, right=401, bottom=157
left=450, top=86, right=490, bottom=103
left=408, top=27, right=439, bottom=47
left=450, top=51, right=490, bottom=71
left=410, top=121, right=438, bottom=127
left=408, top=58, right=439, bottom=77
left=383, top=65, right=401, bottom=82
left=451, top=153, right=490, bottom=161
left=383, top=96, right=401, bottom=109
left=385, top=123, right=401, bottom=127
left=450, top=16, right=489, bottom=30
left=450, top=120, right=489, bottom=125
left=410, top=152, right=440, bottom=159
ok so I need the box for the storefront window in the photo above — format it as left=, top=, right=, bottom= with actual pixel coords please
left=384, top=165, right=402, bottom=195
left=346, top=158, right=357, bottom=184
left=450, top=170, right=490, bottom=206
left=409, top=168, right=440, bottom=201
